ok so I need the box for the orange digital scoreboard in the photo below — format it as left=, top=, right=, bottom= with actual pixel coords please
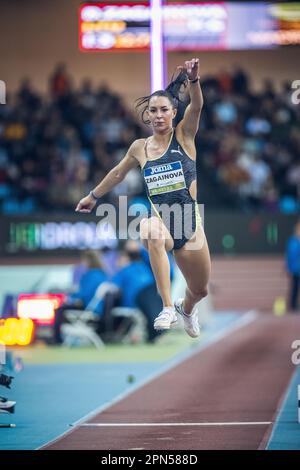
left=79, top=2, right=150, bottom=52
left=79, top=2, right=300, bottom=52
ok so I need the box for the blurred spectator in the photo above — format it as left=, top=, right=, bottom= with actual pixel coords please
left=285, top=221, right=300, bottom=312
left=18, top=78, right=41, bottom=111
left=50, top=63, right=71, bottom=99
left=232, top=66, right=249, bottom=94
left=214, top=95, right=238, bottom=125
left=99, top=240, right=173, bottom=342
left=110, top=240, right=154, bottom=309
left=236, top=152, right=272, bottom=207
left=217, top=68, right=232, bottom=94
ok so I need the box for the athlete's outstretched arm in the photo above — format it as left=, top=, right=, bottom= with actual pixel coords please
left=75, top=140, right=140, bottom=213
left=178, top=58, right=203, bottom=139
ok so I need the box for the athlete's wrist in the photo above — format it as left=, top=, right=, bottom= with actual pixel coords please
left=89, top=190, right=100, bottom=201
left=188, top=77, right=200, bottom=84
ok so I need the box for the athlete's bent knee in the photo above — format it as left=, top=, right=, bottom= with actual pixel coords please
left=190, top=286, right=208, bottom=300
left=147, top=232, right=165, bottom=248
left=140, top=218, right=164, bottom=243
left=140, top=218, right=150, bottom=240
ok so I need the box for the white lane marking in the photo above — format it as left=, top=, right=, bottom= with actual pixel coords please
left=77, top=421, right=271, bottom=427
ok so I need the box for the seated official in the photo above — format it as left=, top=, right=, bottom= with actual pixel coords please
left=97, top=241, right=174, bottom=342
left=53, top=250, right=107, bottom=344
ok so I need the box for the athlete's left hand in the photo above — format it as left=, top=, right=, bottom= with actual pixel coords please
left=177, top=58, right=199, bottom=81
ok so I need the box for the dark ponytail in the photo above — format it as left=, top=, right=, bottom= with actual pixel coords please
left=135, top=70, right=188, bottom=125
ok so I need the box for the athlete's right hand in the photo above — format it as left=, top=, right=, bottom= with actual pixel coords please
left=75, top=194, right=97, bottom=213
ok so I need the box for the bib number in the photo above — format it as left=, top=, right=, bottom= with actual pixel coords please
left=144, top=161, right=186, bottom=196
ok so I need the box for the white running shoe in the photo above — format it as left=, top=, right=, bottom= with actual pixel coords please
left=154, top=307, right=178, bottom=330
left=174, top=298, right=200, bottom=338
left=0, top=397, right=16, bottom=414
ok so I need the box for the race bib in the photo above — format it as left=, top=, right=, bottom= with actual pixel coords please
left=144, top=161, right=186, bottom=196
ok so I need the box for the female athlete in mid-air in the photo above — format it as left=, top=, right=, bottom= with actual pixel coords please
left=76, top=58, right=211, bottom=338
